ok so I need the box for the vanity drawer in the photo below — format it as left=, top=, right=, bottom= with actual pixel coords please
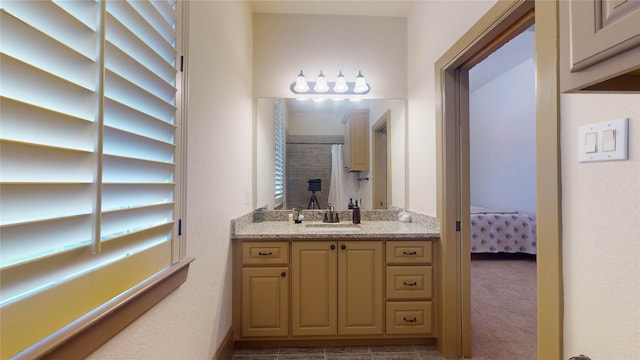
left=386, top=266, right=432, bottom=300
left=386, top=241, right=432, bottom=264
left=386, top=301, right=432, bottom=335
left=242, top=241, right=289, bottom=265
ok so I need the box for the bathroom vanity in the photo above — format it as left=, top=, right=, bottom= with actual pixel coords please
left=231, top=211, right=440, bottom=347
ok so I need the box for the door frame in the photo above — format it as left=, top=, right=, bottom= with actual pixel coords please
left=435, top=0, right=563, bottom=359
left=372, top=111, right=391, bottom=209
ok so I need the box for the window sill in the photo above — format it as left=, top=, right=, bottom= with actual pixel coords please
left=14, top=257, right=194, bottom=360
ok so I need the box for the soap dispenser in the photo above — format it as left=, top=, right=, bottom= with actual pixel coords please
left=352, top=200, right=361, bottom=224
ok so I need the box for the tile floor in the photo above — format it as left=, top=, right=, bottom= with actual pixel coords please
left=232, top=345, right=444, bottom=360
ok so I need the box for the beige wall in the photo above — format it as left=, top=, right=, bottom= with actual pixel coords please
left=407, top=1, right=639, bottom=358
left=253, top=13, right=407, bottom=99
left=406, top=0, right=496, bottom=215
left=561, top=93, right=640, bottom=359
left=88, top=1, right=254, bottom=358
left=85, top=2, right=639, bottom=359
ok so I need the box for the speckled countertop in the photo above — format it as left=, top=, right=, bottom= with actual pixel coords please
left=233, top=221, right=439, bottom=240
left=232, top=209, right=440, bottom=240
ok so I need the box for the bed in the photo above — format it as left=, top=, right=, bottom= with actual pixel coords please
left=470, top=205, right=537, bottom=255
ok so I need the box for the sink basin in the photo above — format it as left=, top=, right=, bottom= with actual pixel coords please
left=304, top=223, right=362, bottom=231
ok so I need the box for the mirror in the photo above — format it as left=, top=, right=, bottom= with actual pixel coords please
left=256, top=98, right=406, bottom=211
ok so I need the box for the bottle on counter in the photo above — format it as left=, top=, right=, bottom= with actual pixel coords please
left=352, top=200, right=361, bottom=224
left=348, top=198, right=354, bottom=209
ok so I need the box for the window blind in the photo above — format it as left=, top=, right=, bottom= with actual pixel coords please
left=0, top=1, right=180, bottom=358
left=274, top=98, right=285, bottom=201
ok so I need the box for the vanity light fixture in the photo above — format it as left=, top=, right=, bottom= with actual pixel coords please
left=290, top=70, right=370, bottom=95
left=313, top=71, right=330, bottom=93
left=293, top=70, right=310, bottom=93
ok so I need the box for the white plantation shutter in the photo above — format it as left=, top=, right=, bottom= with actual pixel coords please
left=0, top=1, right=181, bottom=358
left=274, top=98, right=285, bottom=201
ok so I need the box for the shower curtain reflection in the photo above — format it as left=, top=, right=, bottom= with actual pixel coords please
left=328, top=144, right=358, bottom=211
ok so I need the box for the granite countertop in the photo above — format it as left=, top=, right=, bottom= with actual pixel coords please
left=232, top=220, right=439, bottom=240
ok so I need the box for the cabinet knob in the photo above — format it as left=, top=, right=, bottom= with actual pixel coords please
left=281, top=272, right=286, bottom=277
left=341, top=244, right=346, bottom=250
left=330, top=244, right=336, bottom=250
left=258, top=251, right=272, bottom=256
left=403, top=317, right=417, bottom=323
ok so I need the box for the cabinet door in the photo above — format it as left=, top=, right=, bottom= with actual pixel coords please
left=569, top=0, right=640, bottom=71
left=344, top=110, right=370, bottom=171
left=241, top=267, right=288, bottom=337
left=291, top=241, right=338, bottom=336
left=338, top=241, right=383, bottom=335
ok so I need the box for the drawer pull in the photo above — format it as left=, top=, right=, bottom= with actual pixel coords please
left=403, top=250, right=417, bottom=255
left=403, top=317, right=417, bottom=323
left=258, top=251, right=273, bottom=256
left=403, top=281, right=418, bottom=286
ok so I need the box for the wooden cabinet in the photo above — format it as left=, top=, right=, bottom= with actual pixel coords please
left=241, top=267, right=289, bottom=337
left=234, top=237, right=435, bottom=342
left=291, top=241, right=337, bottom=336
left=561, top=0, right=640, bottom=92
left=338, top=241, right=384, bottom=335
left=343, top=110, right=370, bottom=171
left=385, top=241, right=433, bottom=335
left=291, top=240, right=384, bottom=336
left=239, top=241, right=289, bottom=337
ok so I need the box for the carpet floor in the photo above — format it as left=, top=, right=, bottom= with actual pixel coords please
left=471, top=258, right=537, bottom=359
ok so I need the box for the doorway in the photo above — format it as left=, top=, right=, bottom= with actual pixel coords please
left=467, top=25, right=537, bottom=358
left=372, top=111, right=391, bottom=209
left=434, top=1, right=563, bottom=359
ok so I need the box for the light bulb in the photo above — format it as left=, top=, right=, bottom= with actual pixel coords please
left=353, top=71, right=369, bottom=93
left=333, top=71, right=348, bottom=93
left=313, top=71, right=329, bottom=93
left=293, top=70, right=309, bottom=93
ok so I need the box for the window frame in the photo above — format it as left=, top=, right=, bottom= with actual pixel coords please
left=0, top=1, right=190, bottom=357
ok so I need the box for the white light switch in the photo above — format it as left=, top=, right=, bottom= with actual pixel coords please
left=602, top=129, right=616, bottom=152
left=578, top=118, right=628, bottom=163
left=585, top=132, right=597, bottom=153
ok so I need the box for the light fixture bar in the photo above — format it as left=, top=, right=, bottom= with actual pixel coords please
left=290, top=70, right=370, bottom=95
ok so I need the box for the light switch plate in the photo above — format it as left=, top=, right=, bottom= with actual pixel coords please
left=578, top=118, right=628, bottom=162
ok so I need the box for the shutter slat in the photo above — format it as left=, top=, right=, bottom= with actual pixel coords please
left=102, top=155, right=175, bottom=184
left=0, top=184, right=93, bottom=227
left=105, top=70, right=176, bottom=122
left=104, top=98, right=175, bottom=141
left=1, top=1, right=97, bottom=59
left=105, top=42, right=176, bottom=103
left=101, top=203, right=174, bottom=241
left=106, top=13, right=175, bottom=83
left=102, top=183, right=174, bottom=212
left=0, top=98, right=94, bottom=151
left=1, top=216, right=92, bottom=270
left=153, top=1, right=177, bottom=31
left=133, top=0, right=176, bottom=44
left=107, top=1, right=175, bottom=64
left=104, top=127, right=175, bottom=163
left=1, top=228, right=172, bottom=305
left=1, top=11, right=96, bottom=90
left=0, top=141, right=93, bottom=183
left=1, top=54, right=95, bottom=121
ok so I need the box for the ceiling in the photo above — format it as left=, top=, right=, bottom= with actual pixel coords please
left=249, top=0, right=414, bottom=17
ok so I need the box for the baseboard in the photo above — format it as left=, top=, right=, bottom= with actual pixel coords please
left=212, top=328, right=235, bottom=360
